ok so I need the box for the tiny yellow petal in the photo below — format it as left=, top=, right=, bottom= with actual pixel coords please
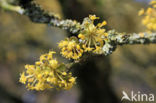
left=138, top=8, right=144, bottom=16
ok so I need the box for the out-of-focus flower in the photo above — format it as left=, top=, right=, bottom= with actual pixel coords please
left=139, top=0, right=156, bottom=32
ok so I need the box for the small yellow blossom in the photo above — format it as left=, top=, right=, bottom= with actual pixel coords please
left=97, top=21, right=107, bottom=27
left=69, top=77, right=76, bottom=83
left=19, top=51, right=76, bottom=91
left=58, top=37, right=83, bottom=59
left=35, top=61, right=41, bottom=65
left=150, top=0, right=156, bottom=5
left=89, top=15, right=99, bottom=21
left=78, top=34, right=85, bottom=40
left=146, top=8, right=153, bottom=15
left=139, top=33, right=144, bottom=37
left=138, top=8, right=144, bottom=16
left=62, top=72, right=67, bottom=75
left=19, top=73, right=27, bottom=84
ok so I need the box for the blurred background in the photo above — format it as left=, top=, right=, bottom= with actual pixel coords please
left=0, top=0, right=156, bottom=103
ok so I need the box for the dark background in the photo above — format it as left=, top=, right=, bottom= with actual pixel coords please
left=0, top=0, right=155, bottom=103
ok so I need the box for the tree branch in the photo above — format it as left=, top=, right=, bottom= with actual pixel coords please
left=19, top=0, right=81, bottom=33
left=108, top=30, right=156, bottom=45
left=1, top=0, right=155, bottom=56
left=99, top=30, right=156, bottom=55
left=18, top=0, right=156, bottom=45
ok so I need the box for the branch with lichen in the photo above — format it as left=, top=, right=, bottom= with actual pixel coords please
left=19, top=0, right=81, bottom=33
left=1, top=0, right=156, bottom=91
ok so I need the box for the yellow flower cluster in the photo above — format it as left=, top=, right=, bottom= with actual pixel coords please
left=58, top=37, right=83, bottom=59
left=58, top=15, right=109, bottom=60
left=78, top=15, right=108, bottom=54
left=19, top=51, right=76, bottom=91
left=138, top=0, right=156, bottom=32
left=19, top=15, right=108, bottom=91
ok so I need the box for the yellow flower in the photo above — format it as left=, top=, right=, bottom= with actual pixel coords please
left=78, top=15, right=108, bottom=53
left=97, top=21, right=107, bottom=27
left=49, top=60, right=58, bottom=68
left=139, top=33, right=145, bottom=37
left=69, top=77, right=76, bottom=83
left=94, top=46, right=102, bottom=54
left=146, top=8, right=153, bottom=15
left=78, top=34, right=85, bottom=40
left=89, top=15, right=99, bottom=21
left=19, top=51, right=76, bottom=91
left=150, top=0, right=156, bottom=5
left=62, top=72, right=67, bottom=75
left=35, top=61, right=41, bottom=65
left=19, top=73, right=27, bottom=84
left=58, top=37, right=83, bottom=59
left=138, top=8, right=144, bottom=16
